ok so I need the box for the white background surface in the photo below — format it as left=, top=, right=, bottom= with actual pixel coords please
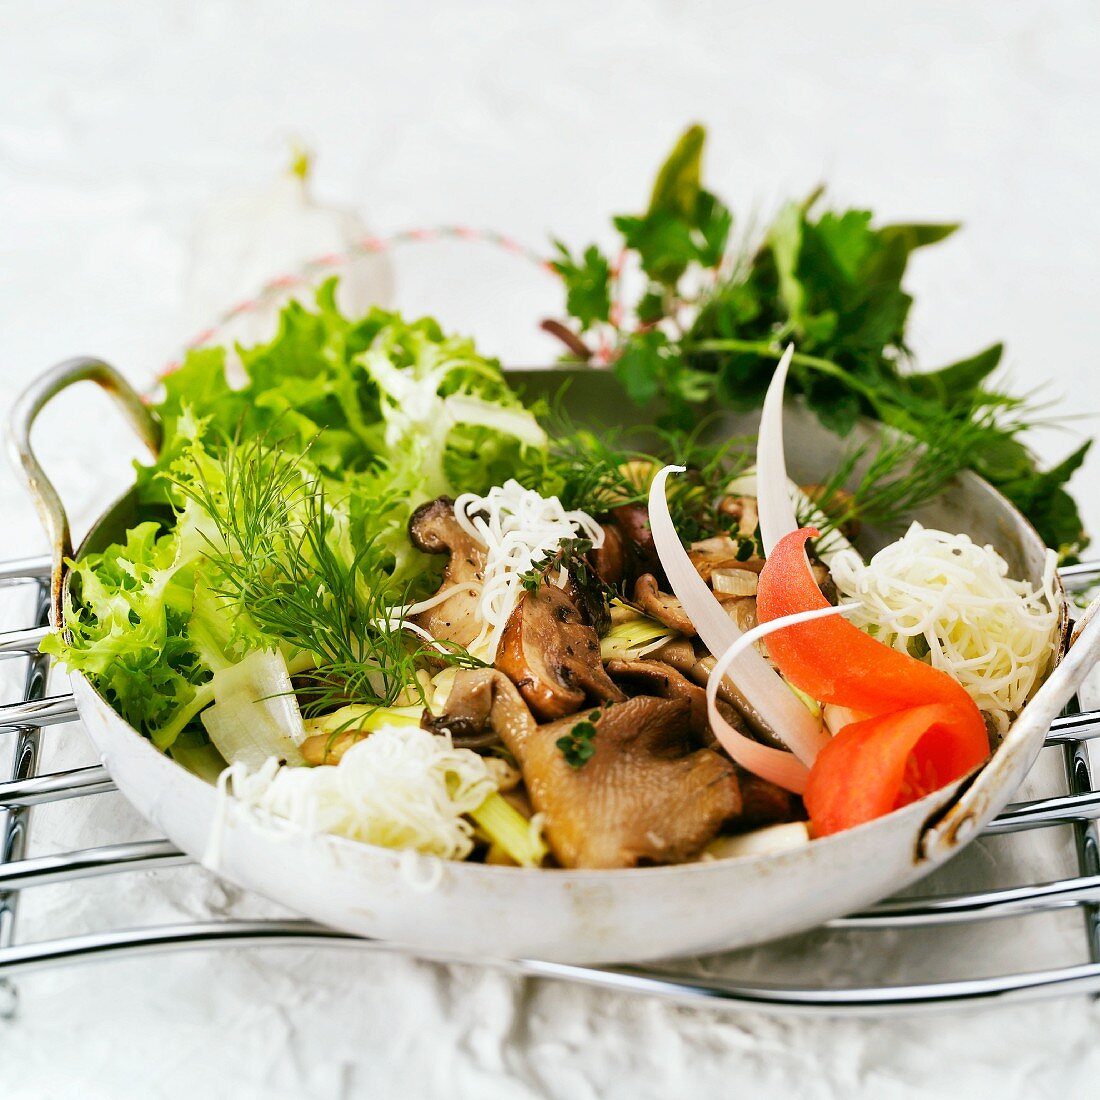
left=2, top=3, right=1100, bottom=1097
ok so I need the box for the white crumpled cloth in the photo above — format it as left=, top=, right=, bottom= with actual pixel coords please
left=4, top=3, right=1100, bottom=1097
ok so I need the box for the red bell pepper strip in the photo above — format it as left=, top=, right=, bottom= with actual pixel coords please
left=757, top=528, right=989, bottom=836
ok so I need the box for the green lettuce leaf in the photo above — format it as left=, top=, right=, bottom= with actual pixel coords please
left=49, top=281, right=548, bottom=746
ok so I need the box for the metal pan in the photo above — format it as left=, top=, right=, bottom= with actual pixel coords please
left=8, top=357, right=1097, bottom=965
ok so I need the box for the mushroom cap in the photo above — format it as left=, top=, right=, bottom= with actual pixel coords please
left=496, top=584, right=626, bottom=721
left=407, top=497, right=487, bottom=651
left=515, top=696, right=742, bottom=869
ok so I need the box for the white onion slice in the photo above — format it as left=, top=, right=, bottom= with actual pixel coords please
left=711, top=569, right=759, bottom=597
left=705, top=602, right=860, bottom=793
left=648, top=466, right=829, bottom=765
left=201, top=649, right=306, bottom=770
left=757, top=343, right=799, bottom=556
left=823, top=703, right=867, bottom=735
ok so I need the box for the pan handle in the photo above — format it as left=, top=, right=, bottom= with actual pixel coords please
left=7, top=358, right=162, bottom=626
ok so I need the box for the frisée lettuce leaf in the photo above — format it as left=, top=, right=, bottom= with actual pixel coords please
left=47, top=282, right=546, bottom=746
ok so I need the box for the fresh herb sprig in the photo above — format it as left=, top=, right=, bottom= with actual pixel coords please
left=531, top=416, right=754, bottom=544
left=803, top=412, right=1026, bottom=547
left=547, top=125, right=1090, bottom=556
left=518, top=536, right=615, bottom=634
left=557, top=710, right=601, bottom=768
left=171, top=431, right=481, bottom=718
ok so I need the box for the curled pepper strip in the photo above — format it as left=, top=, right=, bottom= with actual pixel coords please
left=757, top=528, right=990, bottom=836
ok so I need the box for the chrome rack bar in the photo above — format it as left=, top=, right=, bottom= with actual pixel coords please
left=1062, top=689, right=1100, bottom=979
left=4, top=919, right=1100, bottom=1015
left=835, top=874, right=1100, bottom=927
left=0, top=765, right=114, bottom=809
left=0, top=581, right=50, bottom=1019
left=0, top=694, right=79, bottom=731
left=0, top=626, right=50, bottom=660
left=0, top=840, right=186, bottom=890
left=1058, top=560, right=1100, bottom=591
left=984, top=790, right=1100, bottom=834
left=1046, top=710, right=1100, bottom=744
left=0, top=557, right=51, bottom=584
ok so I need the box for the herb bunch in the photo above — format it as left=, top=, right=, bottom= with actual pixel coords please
left=171, top=431, right=480, bottom=718
left=548, top=125, right=1089, bottom=556
left=531, top=417, right=754, bottom=544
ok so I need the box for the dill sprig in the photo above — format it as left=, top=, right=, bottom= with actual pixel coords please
left=534, top=412, right=754, bottom=542
left=804, top=406, right=1032, bottom=548
left=170, top=432, right=481, bottom=719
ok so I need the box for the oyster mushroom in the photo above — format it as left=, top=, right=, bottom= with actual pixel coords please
left=496, top=583, right=626, bottom=721
left=604, top=664, right=797, bottom=829
left=633, top=573, right=696, bottom=637
left=734, top=765, right=801, bottom=829
left=503, top=696, right=742, bottom=868
left=605, top=657, right=747, bottom=743
left=407, top=497, right=485, bottom=650
left=688, top=653, right=790, bottom=752
left=645, top=637, right=697, bottom=674
left=421, top=667, right=538, bottom=750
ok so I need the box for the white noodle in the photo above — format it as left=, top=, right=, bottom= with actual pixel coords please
left=453, top=479, right=604, bottom=661
left=831, top=523, right=1060, bottom=732
left=219, top=724, right=498, bottom=861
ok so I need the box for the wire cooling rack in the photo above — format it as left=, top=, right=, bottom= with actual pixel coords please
left=3, top=555, right=1100, bottom=1017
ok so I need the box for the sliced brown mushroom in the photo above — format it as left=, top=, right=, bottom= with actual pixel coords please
left=501, top=695, right=741, bottom=868
left=609, top=502, right=661, bottom=576
left=733, top=765, right=801, bottom=829
left=301, top=729, right=361, bottom=766
left=813, top=560, right=838, bottom=606
left=604, top=669, right=798, bottom=829
left=496, top=583, right=626, bottom=721
left=633, top=573, right=696, bottom=637
left=421, top=667, right=539, bottom=750
left=687, top=653, right=792, bottom=752
left=605, top=657, right=750, bottom=745
left=407, top=497, right=486, bottom=651
left=721, top=595, right=758, bottom=636
left=589, top=522, right=626, bottom=587
left=645, top=637, right=696, bottom=674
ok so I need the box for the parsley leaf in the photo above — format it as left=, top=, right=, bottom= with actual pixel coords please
left=551, top=242, right=612, bottom=332
left=557, top=716, right=598, bottom=768
left=546, top=124, right=1090, bottom=556
left=611, top=122, right=731, bottom=286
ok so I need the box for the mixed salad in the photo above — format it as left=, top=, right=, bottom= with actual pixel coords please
left=45, top=282, right=1063, bottom=869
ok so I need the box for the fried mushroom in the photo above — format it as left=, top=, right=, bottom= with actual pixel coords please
left=502, top=696, right=742, bottom=868
left=496, top=583, right=626, bottom=721
left=605, top=657, right=748, bottom=744
left=633, top=573, right=696, bottom=637
left=421, top=667, right=538, bottom=750
left=407, top=497, right=486, bottom=651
